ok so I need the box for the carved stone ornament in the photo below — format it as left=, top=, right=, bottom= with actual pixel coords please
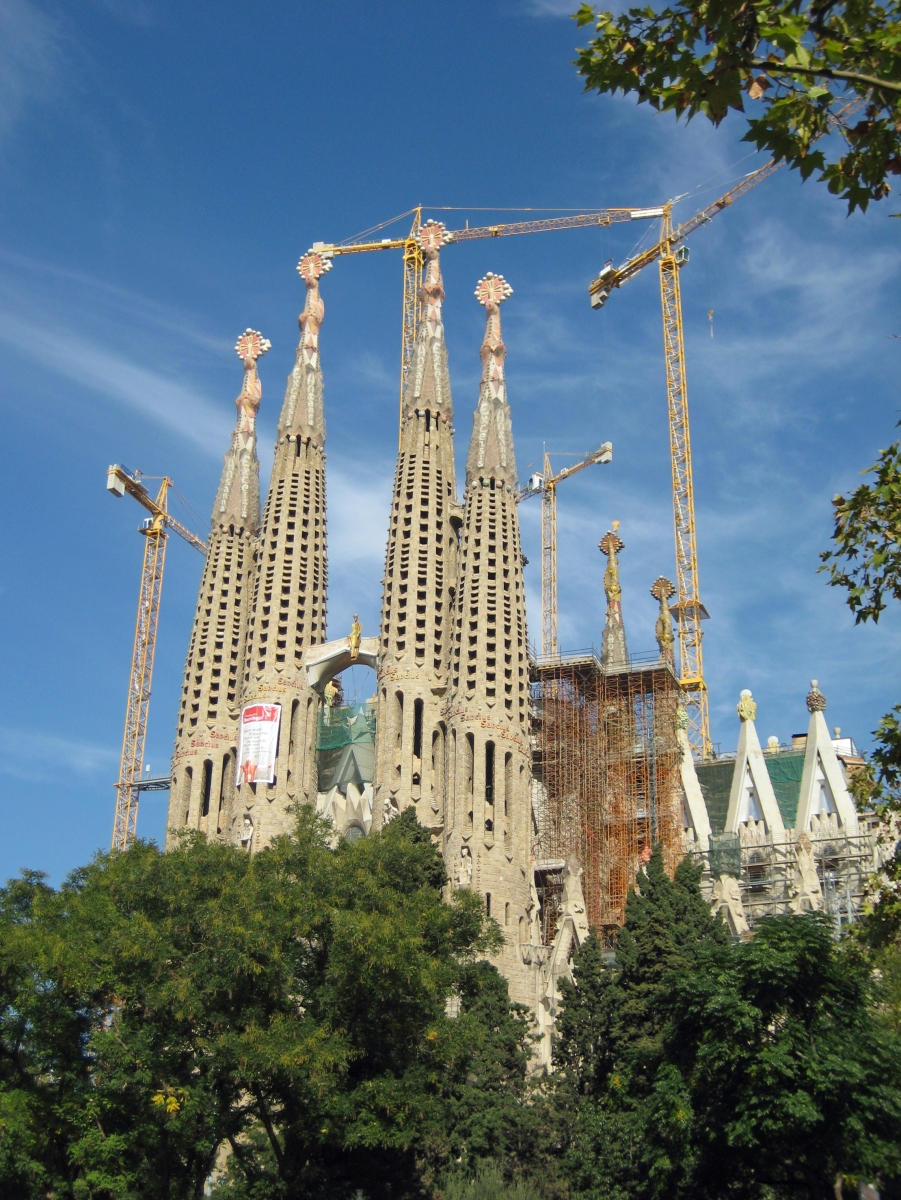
left=650, top=575, right=676, bottom=658
left=235, top=328, right=272, bottom=363
left=474, top=271, right=513, bottom=309
left=736, top=689, right=757, bottom=723
left=349, top=614, right=362, bottom=661
left=806, top=680, right=827, bottom=713
left=417, top=218, right=453, bottom=255
left=296, top=250, right=333, bottom=284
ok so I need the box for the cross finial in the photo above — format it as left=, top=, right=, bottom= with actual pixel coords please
left=650, top=576, right=675, bottom=602
left=475, top=272, right=513, bottom=310
left=417, top=219, right=452, bottom=256
left=296, top=250, right=333, bottom=285
left=598, top=528, right=624, bottom=557
left=235, top=329, right=271, bottom=363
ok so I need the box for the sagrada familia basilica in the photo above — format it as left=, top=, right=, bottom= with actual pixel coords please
left=165, top=222, right=885, bottom=1049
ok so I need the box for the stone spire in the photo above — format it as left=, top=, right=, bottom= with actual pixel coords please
left=167, top=331, right=270, bottom=847
left=374, top=220, right=461, bottom=832
left=238, top=252, right=332, bottom=850
left=213, top=329, right=270, bottom=530
left=465, top=273, right=517, bottom=489
left=446, top=274, right=534, bottom=1009
left=599, top=524, right=628, bottom=671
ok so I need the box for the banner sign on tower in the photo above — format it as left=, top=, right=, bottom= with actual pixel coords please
left=237, top=703, right=281, bottom=785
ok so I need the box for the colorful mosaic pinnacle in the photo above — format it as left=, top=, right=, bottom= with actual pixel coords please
left=296, top=250, right=333, bottom=284
left=235, top=328, right=272, bottom=362
left=417, top=217, right=453, bottom=255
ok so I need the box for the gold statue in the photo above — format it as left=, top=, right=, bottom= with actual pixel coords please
left=324, top=679, right=339, bottom=708
left=349, top=613, right=362, bottom=661
left=650, top=576, right=676, bottom=661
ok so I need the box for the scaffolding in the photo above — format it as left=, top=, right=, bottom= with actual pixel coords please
left=531, top=649, right=682, bottom=943
left=699, top=828, right=877, bottom=934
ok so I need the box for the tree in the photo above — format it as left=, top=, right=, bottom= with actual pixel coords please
left=573, top=0, right=901, bottom=212
left=555, top=848, right=727, bottom=1200
left=661, top=914, right=901, bottom=1199
left=0, top=808, right=525, bottom=1200
left=820, top=430, right=901, bottom=952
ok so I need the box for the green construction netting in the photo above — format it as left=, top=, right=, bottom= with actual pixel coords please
left=695, top=760, right=734, bottom=834
left=317, top=703, right=376, bottom=751
left=708, top=831, right=741, bottom=878
left=764, top=751, right=805, bottom=828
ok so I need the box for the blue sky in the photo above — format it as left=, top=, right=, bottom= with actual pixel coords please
left=1, top=0, right=898, bottom=884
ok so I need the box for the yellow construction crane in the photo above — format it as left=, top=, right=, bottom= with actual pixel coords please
left=588, top=160, right=782, bottom=758
left=310, top=203, right=665, bottom=439
left=516, top=444, right=613, bottom=658
left=106, top=465, right=207, bottom=851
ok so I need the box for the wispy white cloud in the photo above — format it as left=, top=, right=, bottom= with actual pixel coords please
left=0, top=310, right=232, bottom=454
left=0, top=726, right=117, bottom=783
left=0, top=0, right=64, bottom=144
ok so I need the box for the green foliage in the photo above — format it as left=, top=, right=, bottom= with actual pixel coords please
left=821, top=430, right=901, bottom=626
left=820, top=429, right=901, bottom=956
left=0, top=808, right=528, bottom=1200
left=555, top=854, right=901, bottom=1199
left=572, top=0, right=901, bottom=212
left=441, top=1161, right=545, bottom=1200
left=662, top=915, right=901, bottom=1198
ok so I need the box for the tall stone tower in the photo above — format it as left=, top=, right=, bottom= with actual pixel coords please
left=373, top=221, right=460, bottom=832
left=168, top=330, right=269, bottom=846
left=237, top=251, right=331, bottom=849
left=446, top=273, right=534, bottom=1007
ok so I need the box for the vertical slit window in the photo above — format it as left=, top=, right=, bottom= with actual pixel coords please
left=201, top=760, right=213, bottom=818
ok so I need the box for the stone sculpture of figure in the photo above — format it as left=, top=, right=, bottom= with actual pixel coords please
left=712, top=873, right=750, bottom=935
left=324, top=678, right=339, bottom=708
left=383, top=797, right=398, bottom=826
left=239, top=815, right=254, bottom=851
left=457, top=844, right=473, bottom=888
left=650, top=576, right=676, bottom=662
left=736, top=689, right=757, bottom=722
left=791, top=831, right=824, bottom=913
left=349, top=614, right=362, bottom=661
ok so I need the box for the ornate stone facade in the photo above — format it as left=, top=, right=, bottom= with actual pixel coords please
left=445, top=273, right=534, bottom=1007
left=373, top=222, right=460, bottom=833
left=237, top=252, right=331, bottom=848
left=168, top=331, right=269, bottom=846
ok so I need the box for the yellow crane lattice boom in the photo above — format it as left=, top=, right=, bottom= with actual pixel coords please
left=106, top=465, right=206, bottom=851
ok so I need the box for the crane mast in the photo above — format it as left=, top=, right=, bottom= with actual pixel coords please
left=517, top=443, right=613, bottom=657
left=107, top=466, right=206, bottom=851
left=658, top=206, right=711, bottom=757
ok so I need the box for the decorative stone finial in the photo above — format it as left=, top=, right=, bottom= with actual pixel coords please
left=235, top=329, right=271, bottom=362
left=737, top=689, right=757, bottom=722
left=234, top=329, right=270, bottom=422
left=417, top=218, right=453, bottom=256
left=599, top=526, right=628, bottom=670
left=475, top=271, right=513, bottom=309
left=296, top=250, right=333, bottom=284
left=676, top=706, right=689, bottom=730
left=806, top=680, right=826, bottom=713
left=767, top=735, right=779, bottom=751
left=650, top=575, right=676, bottom=661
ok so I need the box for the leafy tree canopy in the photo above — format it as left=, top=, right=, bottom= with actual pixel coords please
left=820, top=429, right=901, bottom=954
left=573, top=0, right=901, bottom=212
left=0, top=809, right=537, bottom=1200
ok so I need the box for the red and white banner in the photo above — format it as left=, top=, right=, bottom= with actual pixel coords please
left=237, top=703, right=281, bottom=785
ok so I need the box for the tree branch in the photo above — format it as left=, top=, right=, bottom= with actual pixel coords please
left=251, top=1085, right=286, bottom=1176
left=749, top=59, right=901, bottom=94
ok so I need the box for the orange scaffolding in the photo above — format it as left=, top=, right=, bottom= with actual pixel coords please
left=531, top=650, right=682, bottom=943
